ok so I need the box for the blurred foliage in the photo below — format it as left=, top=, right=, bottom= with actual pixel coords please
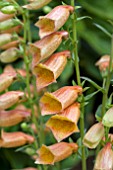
left=0, top=0, right=113, bottom=169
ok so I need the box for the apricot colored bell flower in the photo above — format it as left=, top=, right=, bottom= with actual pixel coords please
left=29, top=31, right=68, bottom=67
left=95, top=55, right=111, bottom=71
left=0, top=47, right=21, bottom=63
left=0, top=72, right=16, bottom=92
left=33, top=50, right=70, bottom=90
left=0, top=11, right=14, bottom=22
left=0, top=91, right=25, bottom=110
left=40, top=86, right=82, bottom=115
left=0, top=130, right=34, bottom=148
left=83, top=122, right=104, bottom=149
left=102, top=107, right=113, bottom=128
left=35, top=142, right=78, bottom=165
left=0, top=109, right=30, bottom=127
left=23, top=0, right=52, bottom=10
left=94, top=143, right=113, bottom=170
left=35, top=5, right=74, bottom=38
left=46, top=103, right=80, bottom=142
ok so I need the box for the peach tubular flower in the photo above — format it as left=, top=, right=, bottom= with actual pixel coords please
left=102, top=107, right=113, bottom=128
left=29, top=31, right=68, bottom=67
left=23, top=0, right=52, bottom=10
left=95, top=55, right=110, bottom=71
left=0, top=11, right=14, bottom=22
left=46, top=103, right=80, bottom=142
left=40, top=86, right=82, bottom=115
left=0, top=47, right=21, bottom=63
left=83, top=122, right=104, bottom=149
left=35, top=142, right=78, bottom=165
left=94, top=143, right=113, bottom=170
left=33, top=50, right=70, bottom=90
left=35, top=5, right=74, bottom=38
left=0, top=130, right=34, bottom=148
left=0, top=91, right=25, bottom=110
left=0, top=72, right=17, bottom=92
left=0, top=109, right=30, bottom=127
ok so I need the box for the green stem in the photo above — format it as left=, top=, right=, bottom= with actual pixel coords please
left=22, top=12, right=39, bottom=149
left=101, top=35, right=113, bottom=118
left=71, top=1, right=86, bottom=170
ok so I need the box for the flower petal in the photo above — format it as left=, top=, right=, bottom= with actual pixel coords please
left=40, top=86, right=82, bottom=115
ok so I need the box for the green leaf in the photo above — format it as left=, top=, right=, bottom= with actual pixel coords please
left=84, top=89, right=102, bottom=101
left=83, top=87, right=90, bottom=92
left=77, top=16, right=92, bottom=22
left=108, top=20, right=113, bottom=27
left=81, top=76, right=104, bottom=92
left=106, top=93, right=113, bottom=108
left=95, top=104, right=102, bottom=122
left=94, top=23, right=112, bottom=38
left=72, top=80, right=77, bottom=86
left=75, top=6, right=82, bottom=10
left=62, top=1, right=67, bottom=5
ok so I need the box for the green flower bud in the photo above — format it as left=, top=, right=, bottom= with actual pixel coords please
left=102, top=107, right=113, bottom=128
left=0, top=18, right=21, bottom=31
left=0, top=47, right=21, bottom=63
left=0, top=33, right=18, bottom=47
left=1, top=5, right=17, bottom=14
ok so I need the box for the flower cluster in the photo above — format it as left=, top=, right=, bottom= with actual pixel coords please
left=28, top=3, right=83, bottom=165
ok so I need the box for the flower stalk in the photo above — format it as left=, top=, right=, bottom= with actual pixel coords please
left=71, top=0, right=86, bottom=170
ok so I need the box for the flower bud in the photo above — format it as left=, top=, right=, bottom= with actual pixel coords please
left=83, top=122, right=104, bottom=149
left=94, top=143, right=113, bottom=170
left=0, top=18, right=21, bottom=32
left=95, top=55, right=111, bottom=72
left=1, top=5, right=17, bottom=14
left=35, top=142, right=78, bottom=165
left=1, top=25, right=22, bottom=34
left=0, top=11, right=14, bottom=22
left=46, top=103, right=80, bottom=142
left=0, top=109, right=30, bottom=127
left=29, top=31, right=68, bottom=67
left=0, top=91, right=25, bottom=110
left=102, top=107, right=113, bottom=128
left=0, top=72, right=16, bottom=92
left=0, top=33, right=18, bottom=47
left=35, top=5, right=74, bottom=38
left=0, top=47, right=21, bottom=63
left=40, top=86, right=82, bottom=115
left=0, top=130, right=34, bottom=148
left=33, top=50, right=70, bottom=90
left=0, top=39, right=20, bottom=50
left=23, top=0, right=52, bottom=10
